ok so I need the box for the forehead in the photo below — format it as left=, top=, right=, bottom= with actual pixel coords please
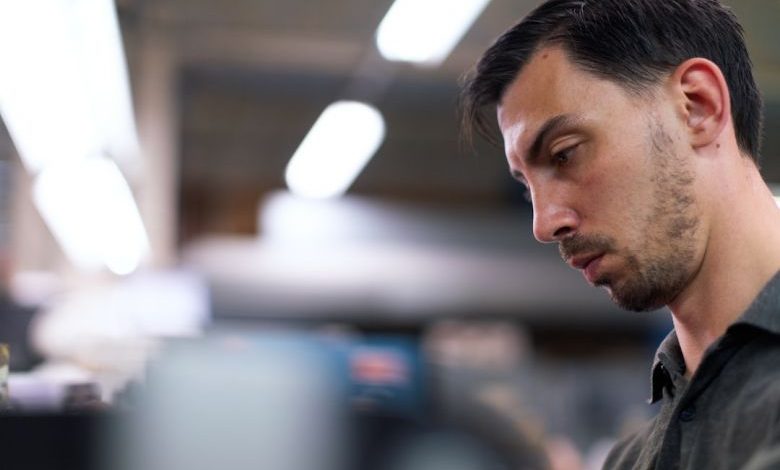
left=499, top=46, right=579, bottom=114
left=496, top=46, right=635, bottom=159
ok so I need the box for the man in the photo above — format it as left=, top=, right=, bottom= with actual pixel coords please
left=459, top=0, right=780, bottom=469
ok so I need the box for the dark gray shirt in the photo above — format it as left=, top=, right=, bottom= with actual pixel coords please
left=604, top=271, right=780, bottom=470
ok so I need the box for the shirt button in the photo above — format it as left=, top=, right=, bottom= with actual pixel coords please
left=679, top=406, right=696, bottom=422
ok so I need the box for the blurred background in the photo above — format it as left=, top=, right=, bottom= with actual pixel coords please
left=0, top=0, right=777, bottom=469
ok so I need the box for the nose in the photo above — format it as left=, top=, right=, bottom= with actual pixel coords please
left=531, top=190, right=580, bottom=243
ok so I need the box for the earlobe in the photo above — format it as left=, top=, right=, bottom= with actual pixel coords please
left=673, top=58, right=731, bottom=149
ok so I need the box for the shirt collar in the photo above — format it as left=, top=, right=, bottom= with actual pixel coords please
left=649, top=329, right=686, bottom=404
left=648, top=269, right=780, bottom=403
left=730, top=270, right=780, bottom=335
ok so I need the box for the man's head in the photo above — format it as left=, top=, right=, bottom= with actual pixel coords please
left=460, top=0, right=764, bottom=311
left=461, top=0, right=762, bottom=159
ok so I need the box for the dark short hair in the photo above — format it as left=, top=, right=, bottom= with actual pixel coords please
left=460, top=0, right=764, bottom=161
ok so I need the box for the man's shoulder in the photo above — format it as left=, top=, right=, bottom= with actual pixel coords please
left=720, top=331, right=780, bottom=419
left=732, top=328, right=780, bottom=387
left=602, top=330, right=780, bottom=470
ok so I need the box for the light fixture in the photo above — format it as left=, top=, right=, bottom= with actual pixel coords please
left=0, top=0, right=148, bottom=275
left=376, top=0, right=492, bottom=66
left=0, top=0, right=139, bottom=173
left=285, top=101, right=385, bottom=199
left=33, top=158, right=149, bottom=276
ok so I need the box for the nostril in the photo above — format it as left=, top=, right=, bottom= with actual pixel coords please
left=553, top=226, right=574, bottom=239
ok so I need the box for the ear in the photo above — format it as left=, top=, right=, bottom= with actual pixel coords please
left=670, top=58, right=731, bottom=150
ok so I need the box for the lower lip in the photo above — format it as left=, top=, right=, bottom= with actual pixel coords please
left=583, top=255, right=604, bottom=283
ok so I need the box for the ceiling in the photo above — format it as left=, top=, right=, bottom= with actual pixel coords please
left=119, top=0, right=780, bottom=91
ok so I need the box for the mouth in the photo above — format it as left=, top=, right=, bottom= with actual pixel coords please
left=568, top=253, right=602, bottom=270
left=568, top=253, right=605, bottom=283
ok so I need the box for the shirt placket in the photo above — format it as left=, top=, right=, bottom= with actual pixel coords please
left=654, top=330, right=751, bottom=470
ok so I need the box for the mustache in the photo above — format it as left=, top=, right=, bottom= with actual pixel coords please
left=559, top=234, right=615, bottom=261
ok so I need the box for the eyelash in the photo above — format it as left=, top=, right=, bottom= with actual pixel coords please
left=517, top=145, right=578, bottom=203
left=552, top=146, right=575, bottom=166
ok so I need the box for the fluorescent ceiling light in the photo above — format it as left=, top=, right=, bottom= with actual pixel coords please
left=376, top=0, right=491, bottom=66
left=0, top=0, right=139, bottom=173
left=0, top=0, right=147, bottom=275
left=285, top=101, right=385, bottom=199
left=33, top=158, right=149, bottom=275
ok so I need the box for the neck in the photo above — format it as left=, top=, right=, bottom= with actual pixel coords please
left=668, top=156, right=780, bottom=378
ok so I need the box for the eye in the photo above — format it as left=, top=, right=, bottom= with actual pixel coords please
left=518, top=181, right=532, bottom=203
left=552, top=145, right=577, bottom=167
left=513, top=179, right=531, bottom=203
left=510, top=171, right=532, bottom=202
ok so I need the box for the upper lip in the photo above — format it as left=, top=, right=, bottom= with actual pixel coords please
left=568, top=253, right=603, bottom=270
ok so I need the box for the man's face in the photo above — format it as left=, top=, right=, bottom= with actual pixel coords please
left=497, top=47, right=704, bottom=312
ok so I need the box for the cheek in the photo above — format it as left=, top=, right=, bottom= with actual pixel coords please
left=579, top=159, right=653, bottom=234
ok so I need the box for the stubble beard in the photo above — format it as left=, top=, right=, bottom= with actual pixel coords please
left=560, top=123, right=699, bottom=312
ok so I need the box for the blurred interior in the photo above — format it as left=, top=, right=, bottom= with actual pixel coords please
left=0, top=0, right=778, bottom=469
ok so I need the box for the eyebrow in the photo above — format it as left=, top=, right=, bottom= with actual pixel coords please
left=527, top=113, right=581, bottom=164
left=509, top=113, right=583, bottom=184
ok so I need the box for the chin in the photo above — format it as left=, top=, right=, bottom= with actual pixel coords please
left=611, top=289, right=669, bottom=312
left=604, top=280, right=667, bottom=313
